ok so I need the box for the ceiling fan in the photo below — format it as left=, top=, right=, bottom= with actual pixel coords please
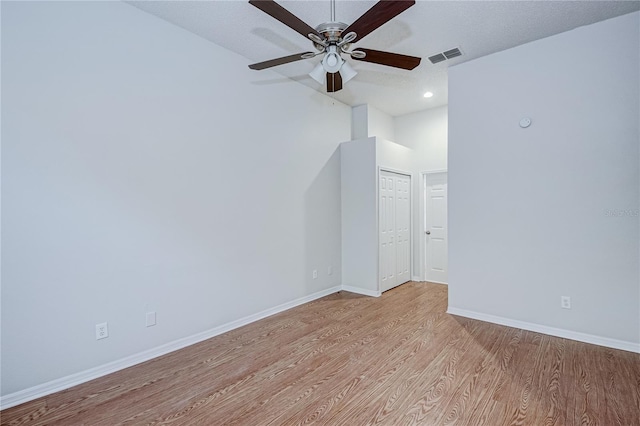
left=248, top=0, right=421, bottom=93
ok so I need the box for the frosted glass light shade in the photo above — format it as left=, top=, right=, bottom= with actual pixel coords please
left=322, top=45, right=343, bottom=73
left=309, top=63, right=325, bottom=85
left=340, top=61, right=357, bottom=83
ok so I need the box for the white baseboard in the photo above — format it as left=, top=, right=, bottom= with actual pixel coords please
left=424, top=279, right=448, bottom=285
left=341, top=285, right=381, bottom=298
left=0, top=285, right=342, bottom=410
left=447, top=307, right=640, bottom=354
left=410, top=276, right=448, bottom=285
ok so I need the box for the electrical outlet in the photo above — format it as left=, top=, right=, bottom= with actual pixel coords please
left=312, top=270, right=318, bottom=279
left=96, top=322, right=109, bottom=340
left=146, top=311, right=157, bottom=327
left=561, top=296, right=571, bottom=309
left=328, top=266, right=333, bottom=276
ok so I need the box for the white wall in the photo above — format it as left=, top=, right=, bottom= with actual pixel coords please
left=368, top=106, right=395, bottom=142
left=1, top=1, right=351, bottom=397
left=376, top=139, right=415, bottom=174
left=340, top=137, right=414, bottom=295
left=394, top=106, right=447, bottom=172
left=350, top=104, right=395, bottom=142
left=448, top=12, right=640, bottom=348
left=351, top=105, right=369, bottom=140
left=394, top=106, right=448, bottom=278
left=341, top=138, right=377, bottom=293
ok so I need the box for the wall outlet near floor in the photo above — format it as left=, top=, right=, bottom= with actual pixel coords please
left=328, top=266, right=333, bottom=276
left=146, top=311, right=157, bottom=327
left=96, top=322, right=109, bottom=340
left=312, top=270, right=318, bottom=279
left=561, top=296, right=571, bottom=309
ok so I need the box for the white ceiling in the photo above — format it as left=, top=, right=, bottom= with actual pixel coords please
left=129, top=0, right=640, bottom=116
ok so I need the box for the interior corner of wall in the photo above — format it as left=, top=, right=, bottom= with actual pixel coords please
left=351, top=104, right=369, bottom=140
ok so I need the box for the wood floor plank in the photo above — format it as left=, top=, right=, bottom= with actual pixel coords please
left=538, top=336, right=569, bottom=425
left=2, top=282, right=639, bottom=426
left=436, top=325, right=517, bottom=425
left=322, top=315, right=462, bottom=424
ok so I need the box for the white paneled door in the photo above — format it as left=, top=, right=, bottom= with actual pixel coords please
left=424, top=173, right=448, bottom=284
left=380, top=170, right=411, bottom=292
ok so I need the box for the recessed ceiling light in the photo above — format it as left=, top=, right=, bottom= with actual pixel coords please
left=423, top=91, right=434, bottom=98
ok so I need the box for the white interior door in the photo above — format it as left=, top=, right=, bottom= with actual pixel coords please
left=424, top=173, right=448, bottom=284
left=379, top=172, right=396, bottom=290
left=395, top=174, right=410, bottom=286
left=380, top=170, right=411, bottom=292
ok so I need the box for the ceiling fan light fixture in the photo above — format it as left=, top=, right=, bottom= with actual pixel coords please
left=322, top=45, right=343, bottom=73
left=340, top=61, right=357, bottom=83
left=309, top=62, right=326, bottom=85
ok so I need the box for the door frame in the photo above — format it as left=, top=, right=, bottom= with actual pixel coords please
left=420, top=170, right=448, bottom=283
left=377, top=167, right=413, bottom=293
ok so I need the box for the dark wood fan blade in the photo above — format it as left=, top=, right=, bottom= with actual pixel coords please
left=326, top=72, right=342, bottom=92
left=248, top=52, right=314, bottom=70
left=249, top=0, right=322, bottom=40
left=344, top=0, right=415, bottom=43
left=352, top=48, right=421, bottom=70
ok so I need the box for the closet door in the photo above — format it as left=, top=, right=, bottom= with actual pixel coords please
left=379, top=172, right=396, bottom=291
left=380, top=171, right=411, bottom=292
left=395, top=174, right=411, bottom=286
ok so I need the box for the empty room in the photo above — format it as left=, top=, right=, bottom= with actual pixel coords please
left=1, top=0, right=639, bottom=424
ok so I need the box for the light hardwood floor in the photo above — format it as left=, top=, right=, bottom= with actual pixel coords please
left=2, top=282, right=639, bottom=425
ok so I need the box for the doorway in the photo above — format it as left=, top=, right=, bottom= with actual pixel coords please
left=423, top=172, right=448, bottom=284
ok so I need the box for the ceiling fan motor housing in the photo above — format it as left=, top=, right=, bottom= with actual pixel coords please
left=316, top=22, right=348, bottom=42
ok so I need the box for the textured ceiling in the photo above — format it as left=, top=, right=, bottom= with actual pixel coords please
left=129, top=0, right=640, bottom=116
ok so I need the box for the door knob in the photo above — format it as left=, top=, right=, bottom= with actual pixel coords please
left=425, top=231, right=431, bottom=235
